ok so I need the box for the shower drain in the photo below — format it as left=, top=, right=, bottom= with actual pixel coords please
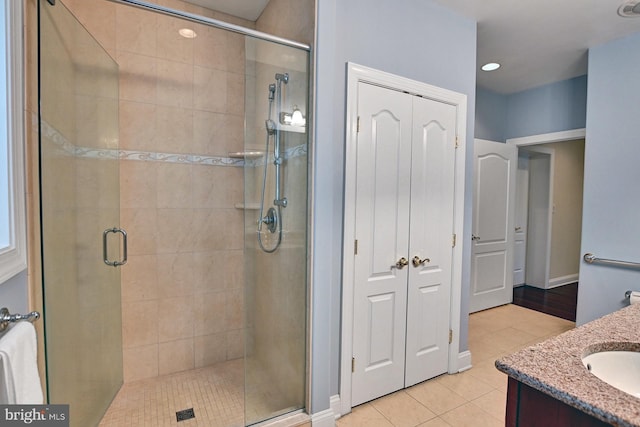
left=176, top=408, right=196, bottom=422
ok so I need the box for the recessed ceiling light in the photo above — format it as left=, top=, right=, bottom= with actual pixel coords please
left=618, top=1, right=640, bottom=17
left=178, top=28, right=197, bottom=38
left=481, top=62, right=501, bottom=72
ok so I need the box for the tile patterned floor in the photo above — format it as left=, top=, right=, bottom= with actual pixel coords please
left=99, top=359, right=245, bottom=427
left=336, top=304, right=575, bottom=427
left=99, top=304, right=573, bottom=427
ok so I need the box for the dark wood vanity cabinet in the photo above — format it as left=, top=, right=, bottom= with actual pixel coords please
left=506, top=378, right=611, bottom=427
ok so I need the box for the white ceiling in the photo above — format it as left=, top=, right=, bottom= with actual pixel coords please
left=434, top=0, right=640, bottom=94
left=186, top=0, right=640, bottom=94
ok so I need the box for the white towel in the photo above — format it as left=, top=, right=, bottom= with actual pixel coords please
left=0, top=322, right=43, bottom=404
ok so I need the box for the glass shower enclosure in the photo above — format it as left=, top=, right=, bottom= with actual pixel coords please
left=37, top=0, right=310, bottom=425
left=38, top=1, right=123, bottom=426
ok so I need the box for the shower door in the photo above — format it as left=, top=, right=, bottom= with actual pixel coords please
left=244, top=37, right=309, bottom=425
left=39, top=1, right=123, bottom=426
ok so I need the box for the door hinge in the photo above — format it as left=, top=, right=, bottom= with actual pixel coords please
left=449, top=329, right=453, bottom=344
left=455, top=135, right=459, bottom=148
left=354, top=239, right=358, bottom=255
left=352, top=357, right=355, bottom=373
left=452, top=234, right=457, bottom=248
left=357, top=116, right=360, bottom=133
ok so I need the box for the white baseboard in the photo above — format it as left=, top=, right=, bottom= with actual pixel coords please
left=311, top=408, right=336, bottom=427
left=548, top=274, right=579, bottom=289
left=329, top=395, right=341, bottom=419
left=457, top=350, right=472, bottom=372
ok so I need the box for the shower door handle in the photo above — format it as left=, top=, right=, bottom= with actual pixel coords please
left=103, top=227, right=128, bottom=267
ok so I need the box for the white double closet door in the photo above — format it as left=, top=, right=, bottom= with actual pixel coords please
left=351, top=83, right=457, bottom=406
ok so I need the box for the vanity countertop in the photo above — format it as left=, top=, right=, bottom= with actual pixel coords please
left=496, top=303, right=640, bottom=427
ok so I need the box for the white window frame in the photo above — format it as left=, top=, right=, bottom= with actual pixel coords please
left=0, top=1, right=26, bottom=284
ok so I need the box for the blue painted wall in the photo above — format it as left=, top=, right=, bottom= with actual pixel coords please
left=475, top=76, right=588, bottom=141
left=576, top=32, right=640, bottom=325
left=0, top=270, right=29, bottom=315
left=314, top=0, right=477, bottom=413
left=476, top=87, right=507, bottom=142
left=506, top=75, right=587, bottom=139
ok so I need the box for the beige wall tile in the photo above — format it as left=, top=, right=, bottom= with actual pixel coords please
left=226, top=329, right=244, bottom=360
left=226, top=288, right=244, bottom=331
left=116, top=4, right=157, bottom=56
left=193, top=251, right=226, bottom=294
left=123, top=344, right=158, bottom=382
left=156, top=14, right=195, bottom=64
left=156, top=163, right=193, bottom=208
left=194, top=26, right=228, bottom=71
left=194, top=333, right=227, bottom=368
left=158, top=296, right=194, bottom=342
left=119, top=101, right=157, bottom=152
left=192, top=166, right=227, bottom=209
left=118, top=52, right=157, bottom=104
left=155, top=105, right=194, bottom=154
left=194, top=291, right=226, bottom=336
left=121, top=255, right=158, bottom=302
left=120, top=160, right=157, bottom=209
left=226, top=114, right=244, bottom=153
left=193, top=66, right=227, bottom=112
left=226, top=72, right=245, bottom=116
left=64, top=0, right=117, bottom=53
left=192, top=110, right=227, bottom=156
left=225, top=33, right=245, bottom=76
left=122, top=300, right=159, bottom=348
left=190, top=209, right=221, bottom=251
left=157, top=59, right=193, bottom=108
left=157, top=253, right=195, bottom=298
left=120, top=208, right=158, bottom=256
left=224, top=250, right=244, bottom=290
left=159, top=338, right=194, bottom=375
left=156, top=208, right=194, bottom=253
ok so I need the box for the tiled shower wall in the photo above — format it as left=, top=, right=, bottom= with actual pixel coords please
left=63, top=0, right=254, bottom=381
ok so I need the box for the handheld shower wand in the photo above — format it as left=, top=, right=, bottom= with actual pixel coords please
left=257, top=73, right=289, bottom=253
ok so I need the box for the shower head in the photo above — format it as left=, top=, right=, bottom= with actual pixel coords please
left=275, top=73, right=289, bottom=84
left=268, top=84, right=276, bottom=101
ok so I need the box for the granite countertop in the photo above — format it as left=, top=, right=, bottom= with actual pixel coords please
left=496, top=303, right=640, bottom=427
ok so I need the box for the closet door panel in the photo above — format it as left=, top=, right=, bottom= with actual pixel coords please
left=405, top=97, right=456, bottom=386
left=351, top=83, right=412, bottom=405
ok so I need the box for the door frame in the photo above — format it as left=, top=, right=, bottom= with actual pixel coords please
left=507, top=128, right=586, bottom=289
left=521, top=147, right=554, bottom=289
left=340, top=63, right=467, bottom=415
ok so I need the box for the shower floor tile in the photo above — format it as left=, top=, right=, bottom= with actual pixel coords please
left=99, top=359, right=244, bottom=427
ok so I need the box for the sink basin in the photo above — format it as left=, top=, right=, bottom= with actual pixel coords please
left=582, top=351, right=640, bottom=398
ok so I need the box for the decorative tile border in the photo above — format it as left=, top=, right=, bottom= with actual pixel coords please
left=37, top=115, right=307, bottom=167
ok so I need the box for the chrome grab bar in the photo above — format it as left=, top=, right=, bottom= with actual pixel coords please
left=583, top=253, right=640, bottom=270
left=0, top=307, right=40, bottom=332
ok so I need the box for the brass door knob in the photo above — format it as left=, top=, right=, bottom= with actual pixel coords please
left=412, top=256, right=430, bottom=267
left=394, top=257, right=409, bottom=269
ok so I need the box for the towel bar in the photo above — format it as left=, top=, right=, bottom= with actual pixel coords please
left=0, top=307, right=40, bottom=332
left=583, top=253, right=640, bottom=270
